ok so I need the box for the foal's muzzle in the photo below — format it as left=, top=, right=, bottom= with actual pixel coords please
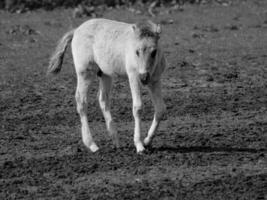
left=139, top=72, right=150, bottom=85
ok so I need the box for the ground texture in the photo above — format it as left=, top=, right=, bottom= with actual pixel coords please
left=0, top=1, right=267, bottom=199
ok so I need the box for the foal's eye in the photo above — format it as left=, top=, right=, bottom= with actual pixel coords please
left=151, top=49, right=157, bottom=58
left=136, top=50, right=140, bottom=56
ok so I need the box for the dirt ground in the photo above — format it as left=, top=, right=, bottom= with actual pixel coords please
left=0, top=1, right=267, bottom=199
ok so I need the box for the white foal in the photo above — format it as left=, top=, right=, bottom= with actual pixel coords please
left=48, top=18, right=166, bottom=153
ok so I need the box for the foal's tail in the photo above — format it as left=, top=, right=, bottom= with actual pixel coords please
left=47, top=29, right=75, bottom=74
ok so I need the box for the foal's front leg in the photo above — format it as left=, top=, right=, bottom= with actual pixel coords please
left=128, top=74, right=145, bottom=153
left=144, top=80, right=166, bottom=146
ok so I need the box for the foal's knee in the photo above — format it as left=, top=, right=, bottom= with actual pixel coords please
left=98, top=98, right=106, bottom=111
left=75, top=92, right=87, bottom=115
left=98, top=93, right=109, bottom=112
left=133, top=102, right=142, bottom=118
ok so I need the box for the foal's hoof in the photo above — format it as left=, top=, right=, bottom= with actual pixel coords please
left=136, top=144, right=146, bottom=154
left=89, top=143, right=99, bottom=152
left=113, top=139, right=120, bottom=149
left=137, top=150, right=147, bottom=155
left=143, top=137, right=152, bottom=147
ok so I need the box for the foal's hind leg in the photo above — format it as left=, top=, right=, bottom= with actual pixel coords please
left=144, top=80, right=166, bottom=146
left=75, top=71, right=99, bottom=152
left=98, top=74, right=119, bottom=148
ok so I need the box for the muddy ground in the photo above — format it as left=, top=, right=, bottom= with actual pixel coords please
left=0, top=1, right=267, bottom=199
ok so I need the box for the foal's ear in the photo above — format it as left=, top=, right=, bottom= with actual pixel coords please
left=156, top=24, right=161, bottom=35
left=147, top=20, right=161, bottom=35
left=132, top=24, right=141, bottom=36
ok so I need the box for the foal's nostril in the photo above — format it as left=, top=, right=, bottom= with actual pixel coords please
left=140, top=73, right=150, bottom=85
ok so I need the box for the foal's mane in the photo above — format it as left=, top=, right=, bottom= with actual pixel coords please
left=135, top=20, right=159, bottom=39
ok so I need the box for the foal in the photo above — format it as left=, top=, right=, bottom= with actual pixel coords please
left=48, top=19, right=166, bottom=153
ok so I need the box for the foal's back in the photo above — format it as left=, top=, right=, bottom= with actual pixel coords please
left=72, top=19, right=133, bottom=75
left=77, top=18, right=131, bottom=37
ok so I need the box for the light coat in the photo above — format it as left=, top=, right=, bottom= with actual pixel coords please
left=48, top=19, right=167, bottom=153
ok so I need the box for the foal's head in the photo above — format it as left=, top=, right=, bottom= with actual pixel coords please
left=131, top=20, right=161, bottom=85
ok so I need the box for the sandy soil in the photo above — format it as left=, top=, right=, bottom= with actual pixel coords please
left=0, top=1, right=267, bottom=199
